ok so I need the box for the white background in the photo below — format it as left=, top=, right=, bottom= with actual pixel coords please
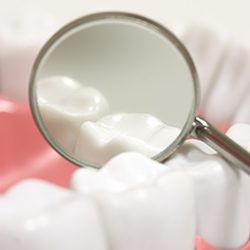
left=1, top=0, right=250, bottom=46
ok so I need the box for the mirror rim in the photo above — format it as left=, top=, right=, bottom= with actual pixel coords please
left=29, top=11, right=200, bottom=168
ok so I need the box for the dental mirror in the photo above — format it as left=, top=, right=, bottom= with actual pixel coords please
left=29, top=12, right=250, bottom=174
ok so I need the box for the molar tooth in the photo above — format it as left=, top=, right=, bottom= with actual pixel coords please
left=71, top=153, right=167, bottom=194
left=0, top=179, right=107, bottom=250
left=0, top=7, right=58, bottom=101
left=72, top=153, right=196, bottom=250
left=167, top=138, right=250, bottom=249
left=74, top=113, right=180, bottom=165
left=37, top=76, right=109, bottom=152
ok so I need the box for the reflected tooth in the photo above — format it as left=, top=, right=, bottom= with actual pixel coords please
left=167, top=138, right=250, bottom=249
left=0, top=179, right=107, bottom=250
left=0, top=8, right=58, bottom=101
left=38, top=76, right=109, bottom=151
left=74, top=113, right=180, bottom=165
left=72, top=153, right=196, bottom=250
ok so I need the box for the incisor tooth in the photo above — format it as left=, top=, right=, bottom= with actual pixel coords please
left=37, top=76, right=109, bottom=152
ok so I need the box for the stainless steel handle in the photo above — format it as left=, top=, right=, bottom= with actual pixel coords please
left=192, top=116, right=250, bottom=175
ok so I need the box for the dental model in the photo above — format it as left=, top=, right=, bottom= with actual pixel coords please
left=0, top=123, right=250, bottom=250
left=37, top=76, right=110, bottom=152
left=1, top=18, right=250, bottom=250
left=0, top=7, right=58, bottom=101
left=74, top=113, right=181, bottom=165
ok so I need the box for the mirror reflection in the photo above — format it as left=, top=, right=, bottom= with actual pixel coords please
left=32, top=14, right=196, bottom=167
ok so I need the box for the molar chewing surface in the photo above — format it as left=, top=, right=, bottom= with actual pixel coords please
left=0, top=124, right=249, bottom=249
left=38, top=76, right=180, bottom=165
left=75, top=113, right=181, bottom=165
left=37, top=76, right=110, bottom=152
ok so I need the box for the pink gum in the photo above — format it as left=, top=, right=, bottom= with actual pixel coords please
left=196, top=236, right=250, bottom=250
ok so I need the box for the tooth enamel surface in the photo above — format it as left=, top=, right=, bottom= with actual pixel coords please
left=204, top=46, right=250, bottom=125
left=226, top=123, right=250, bottom=151
left=0, top=8, right=58, bottom=101
left=167, top=138, right=250, bottom=249
left=182, top=26, right=225, bottom=103
left=0, top=179, right=108, bottom=250
left=182, top=26, right=250, bottom=127
left=71, top=153, right=167, bottom=194
left=232, top=94, right=250, bottom=124
left=74, top=113, right=180, bottom=165
left=72, top=153, right=196, bottom=250
left=37, top=76, right=109, bottom=152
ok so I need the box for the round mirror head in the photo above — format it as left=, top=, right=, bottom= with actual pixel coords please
left=30, top=12, right=199, bottom=168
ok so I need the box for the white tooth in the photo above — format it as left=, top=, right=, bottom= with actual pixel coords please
left=0, top=7, right=58, bottom=101
left=0, top=179, right=108, bottom=250
left=74, top=113, right=180, bottom=165
left=204, top=45, right=250, bottom=126
left=38, top=76, right=109, bottom=152
left=226, top=123, right=250, bottom=151
left=167, top=139, right=250, bottom=249
left=71, top=152, right=167, bottom=194
left=232, top=94, right=250, bottom=124
left=71, top=168, right=127, bottom=194
left=182, top=26, right=225, bottom=103
left=72, top=153, right=196, bottom=250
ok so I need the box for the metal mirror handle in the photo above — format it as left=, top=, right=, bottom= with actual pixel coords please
left=192, top=116, right=250, bottom=175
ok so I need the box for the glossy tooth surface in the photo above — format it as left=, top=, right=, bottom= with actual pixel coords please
left=72, top=152, right=196, bottom=250
left=0, top=179, right=107, bottom=250
left=38, top=76, right=109, bottom=151
left=0, top=8, right=58, bottom=101
left=74, top=113, right=180, bottom=165
left=167, top=138, right=250, bottom=249
left=182, top=26, right=225, bottom=103
left=226, top=123, right=250, bottom=152
left=204, top=46, right=250, bottom=125
left=232, top=94, right=250, bottom=124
